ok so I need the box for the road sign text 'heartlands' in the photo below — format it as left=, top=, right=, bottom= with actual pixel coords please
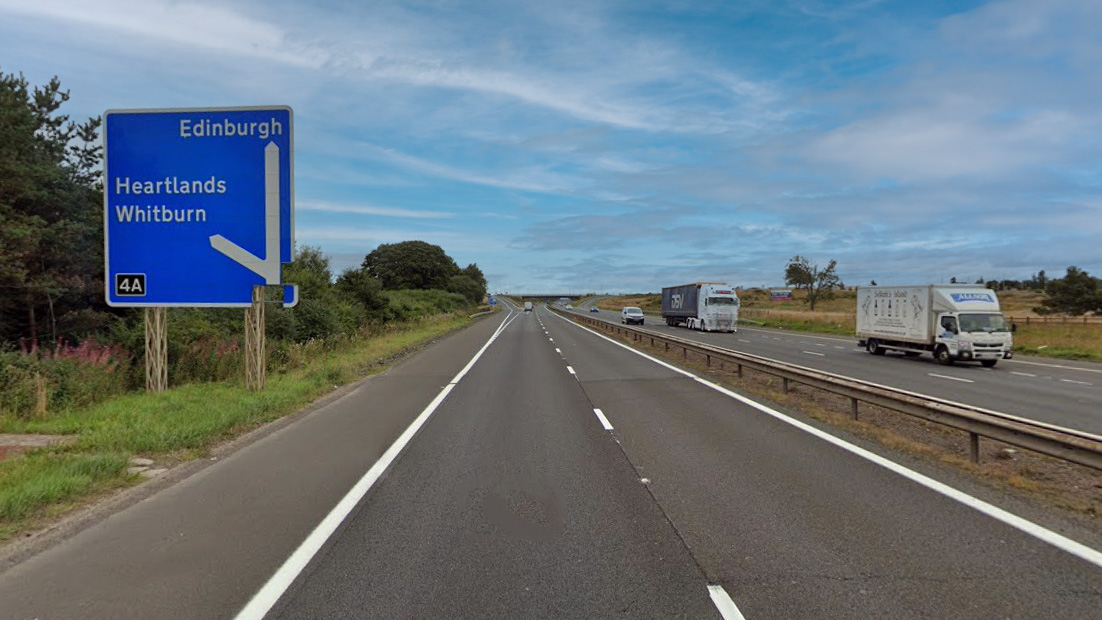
left=104, top=106, right=294, bottom=307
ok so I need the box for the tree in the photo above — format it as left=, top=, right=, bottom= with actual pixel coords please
left=447, top=275, right=484, bottom=304
left=460, top=263, right=487, bottom=297
left=362, top=240, right=459, bottom=291
left=1039, top=267, right=1102, bottom=315
left=950, top=277, right=957, bottom=284
left=784, top=256, right=840, bottom=311
left=336, top=267, right=389, bottom=321
left=870, top=280, right=877, bottom=286
left=0, top=71, right=106, bottom=346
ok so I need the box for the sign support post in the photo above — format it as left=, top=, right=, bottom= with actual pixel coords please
left=145, top=308, right=167, bottom=392
left=245, top=286, right=266, bottom=391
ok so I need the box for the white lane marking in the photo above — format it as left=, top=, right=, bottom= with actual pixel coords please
left=555, top=348, right=561, bottom=354
left=928, top=373, right=974, bottom=383
left=233, top=310, right=516, bottom=620
left=1061, top=379, right=1093, bottom=386
left=1006, top=359, right=1102, bottom=374
left=834, top=346, right=845, bottom=350
left=567, top=366, right=576, bottom=376
left=738, top=326, right=852, bottom=344
left=593, top=408, right=614, bottom=430
left=803, top=351, right=826, bottom=357
left=549, top=310, right=1102, bottom=569
left=549, top=338, right=554, bottom=342
left=737, top=339, right=750, bottom=343
left=1011, top=371, right=1037, bottom=378
left=815, top=343, right=826, bottom=347
left=707, top=585, right=747, bottom=620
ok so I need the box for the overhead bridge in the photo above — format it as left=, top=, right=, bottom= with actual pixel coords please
left=499, top=294, right=583, bottom=300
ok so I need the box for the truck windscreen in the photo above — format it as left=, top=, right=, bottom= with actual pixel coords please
left=708, top=297, right=738, bottom=306
left=959, top=313, right=1009, bottom=333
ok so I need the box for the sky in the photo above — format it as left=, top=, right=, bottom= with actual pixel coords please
left=2, top=0, right=1100, bottom=294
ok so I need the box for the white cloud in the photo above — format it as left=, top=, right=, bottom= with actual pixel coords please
left=0, top=0, right=323, bottom=67
left=298, top=200, right=454, bottom=219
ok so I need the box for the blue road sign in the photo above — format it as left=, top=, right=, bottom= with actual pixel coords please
left=104, top=106, right=294, bottom=307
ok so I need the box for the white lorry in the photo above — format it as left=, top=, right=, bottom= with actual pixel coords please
left=661, top=283, right=739, bottom=332
left=856, top=285, right=1013, bottom=367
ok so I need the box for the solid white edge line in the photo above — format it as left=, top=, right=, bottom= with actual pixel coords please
left=593, top=408, right=614, bottom=431
left=548, top=310, right=1102, bottom=569
left=232, top=310, right=516, bottom=620
left=707, top=585, right=747, bottom=620
left=927, top=373, right=974, bottom=383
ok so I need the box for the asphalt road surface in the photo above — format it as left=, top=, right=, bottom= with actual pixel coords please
left=579, top=303, right=1102, bottom=435
left=1, top=301, right=1099, bottom=619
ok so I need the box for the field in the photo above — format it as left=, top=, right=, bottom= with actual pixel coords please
left=598, top=289, right=1102, bottom=360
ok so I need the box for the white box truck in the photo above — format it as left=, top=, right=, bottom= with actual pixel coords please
left=661, top=283, right=739, bottom=332
left=856, top=285, right=1013, bottom=367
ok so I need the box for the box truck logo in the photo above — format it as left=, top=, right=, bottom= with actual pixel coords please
left=671, top=294, right=683, bottom=309
left=950, top=293, right=995, bottom=303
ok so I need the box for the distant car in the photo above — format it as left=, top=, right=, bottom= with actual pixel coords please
left=621, top=307, right=645, bottom=325
left=565, top=304, right=573, bottom=309
left=590, top=306, right=600, bottom=313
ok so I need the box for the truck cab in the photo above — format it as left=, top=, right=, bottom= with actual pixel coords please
left=934, top=310, right=1012, bottom=366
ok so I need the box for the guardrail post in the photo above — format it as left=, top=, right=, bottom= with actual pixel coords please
left=851, top=398, right=859, bottom=420
left=969, top=432, right=980, bottom=463
left=737, top=363, right=742, bottom=378
left=682, top=346, right=688, bottom=360
left=782, top=377, right=789, bottom=394
left=706, top=354, right=711, bottom=367
left=665, top=342, right=669, bottom=352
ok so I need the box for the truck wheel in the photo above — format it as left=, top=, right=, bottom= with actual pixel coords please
left=935, top=346, right=954, bottom=365
left=866, top=339, right=885, bottom=355
left=980, top=359, right=998, bottom=368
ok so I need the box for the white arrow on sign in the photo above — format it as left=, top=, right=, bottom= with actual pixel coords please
left=210, top=141, right=282, bottom=285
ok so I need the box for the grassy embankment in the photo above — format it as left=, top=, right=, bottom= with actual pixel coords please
left=0, top=313, right=479, bottom=542
left=599, top=290, right=1102, bottom=360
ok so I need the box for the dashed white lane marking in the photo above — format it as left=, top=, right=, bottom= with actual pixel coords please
left=555, top=348, right=561, bottom=354
left=567, top=366, right=576, bottom=376
left=815, top=343, right=827, bottom=347
left=1061, top=379, right=1093, bottom=386
left=928, top=373, right=974, bottom=383
left=1006, top=359, right=1102, bottom=374
left=592, top=408, right=613, bottom=430
left=549, top=308, right=1102, bottom=570
left=1011, top=371, right=1037, bottom=378
left=803, top=351, right=826, bottom=357
left=834, top=346, right=845, bottom=349
left=708, top=585, right=748, bottom=620
left=737, top=339, right=750, bottom=343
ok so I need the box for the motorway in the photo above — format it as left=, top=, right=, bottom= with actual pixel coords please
left=0, top=301, right=1100, bottom=619
left=577, top=302, right=1102, bottom=436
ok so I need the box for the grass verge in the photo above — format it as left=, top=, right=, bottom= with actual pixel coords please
left=0, top=313, right=474, bottom=543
